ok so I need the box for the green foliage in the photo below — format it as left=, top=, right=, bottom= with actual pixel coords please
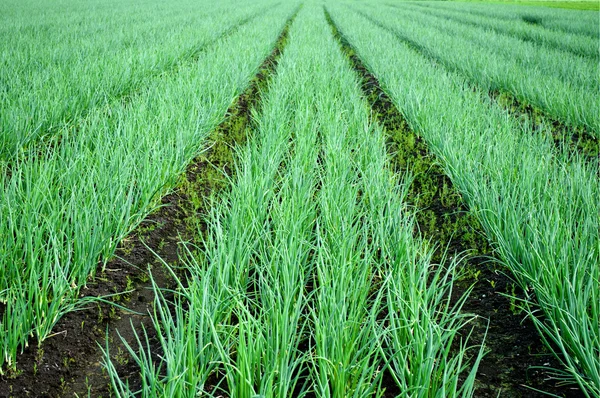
left=103, top=4, right=482, bottom=396
left=328, top=2, right=599, bottom=395
left=365, top=1, right=599, bottom=136
left=0, top=0, right=291, bottom=374
left=2, top=0, right=596, bottom=395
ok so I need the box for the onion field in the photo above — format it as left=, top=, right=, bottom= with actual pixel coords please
left=0, top=0, right=598, bottom=397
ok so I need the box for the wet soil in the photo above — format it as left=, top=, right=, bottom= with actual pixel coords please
left=0, top=171, right=185, bottom=398
left=0, top=10, right=296, bottom=398
left=325, top=8, right=584, bottom=397
left=351, top=5, right=599, bottom=162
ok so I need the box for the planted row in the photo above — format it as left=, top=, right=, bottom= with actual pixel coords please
left=411, top=0, right=599, bottom=37
left=403, top=2, right=598, bottom=60
left=353, top=1, right=599, bottom=135
left=105, top=4, right=482, bottom=396
left=0, top=0, right=264, bottom=159
left=0, top=2, right=294, bottom=374
left=328, top=3, right=599, bottom=395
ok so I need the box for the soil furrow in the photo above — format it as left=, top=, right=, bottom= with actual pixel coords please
left=325, top=7, right=582, bottom=397
left=0, top=9, right=296, bottom=397
left=349, top=5, right=598, bottom=162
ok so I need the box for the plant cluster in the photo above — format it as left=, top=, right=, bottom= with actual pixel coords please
left=328, top=2, right=599, bottom=395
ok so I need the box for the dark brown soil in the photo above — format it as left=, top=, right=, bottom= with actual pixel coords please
left=325, top=7, right=584, bottom=397
left=0, top=169, right=186, bottom=398
left=0, top=9, right=296, bottom=398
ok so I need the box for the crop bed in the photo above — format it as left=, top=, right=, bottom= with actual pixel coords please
left=0, top=0, right=598, bottom=397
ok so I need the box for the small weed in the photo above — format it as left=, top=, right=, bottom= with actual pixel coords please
left=114, top=346, right=129, bottom=366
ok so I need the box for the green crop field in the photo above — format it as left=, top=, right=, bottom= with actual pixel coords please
left=0, top=0, right=598, bottom=396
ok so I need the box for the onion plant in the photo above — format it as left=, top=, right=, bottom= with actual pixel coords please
left=0, top=1, right=293, bottom=374
left=104, top=4, right=483, bottom=397
left=403, top=1, right=598, bottom=60
left=327, top=3, right=599, bottom=395
left=0, top=0, right=265, bottom=159
left=350, top=1, right=600, bottom=136
left=405, top=1, right=599, bottom=37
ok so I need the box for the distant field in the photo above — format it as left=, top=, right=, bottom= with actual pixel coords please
left=520, top=1, right=599, bottom=10
left=459, top=0, right=600, bottom=10
left=1, top=0, right=598, bottom=397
